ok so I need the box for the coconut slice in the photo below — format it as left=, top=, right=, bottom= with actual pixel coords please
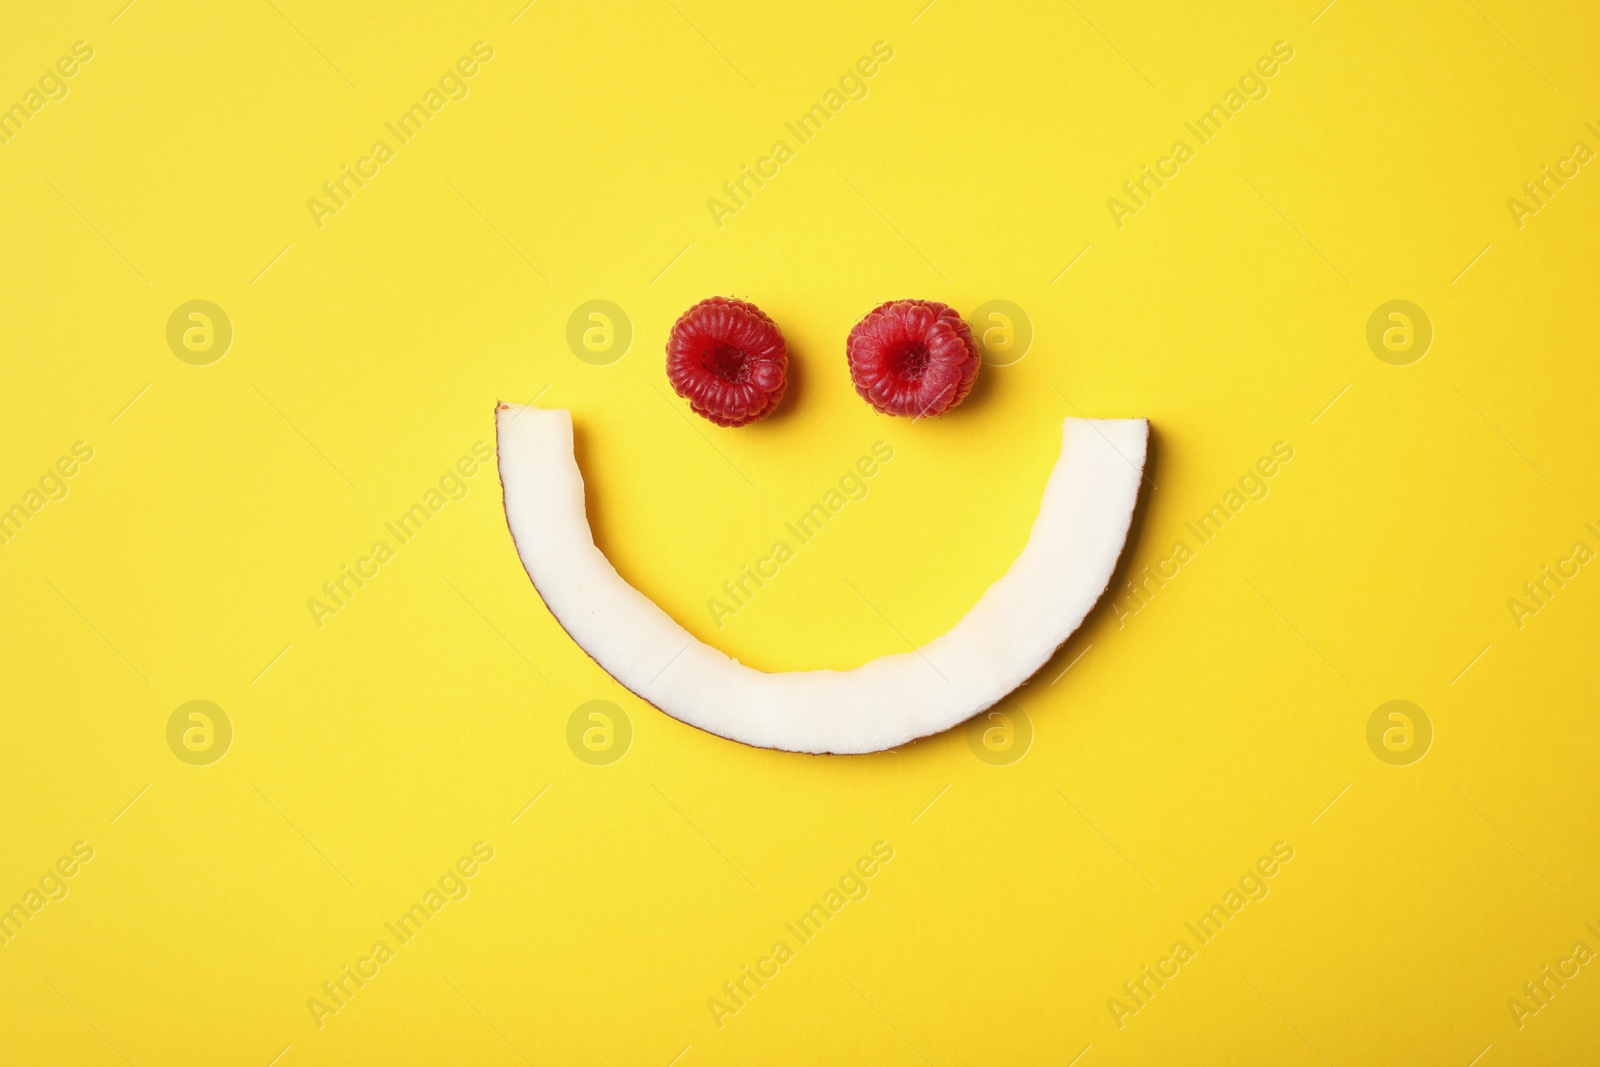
left=497, top=403, right=1147, bottom=754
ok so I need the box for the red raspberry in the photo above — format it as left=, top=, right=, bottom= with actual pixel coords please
left=665, top=297, right=788, bottom=427
left=846, top=299, right=980, bottom=417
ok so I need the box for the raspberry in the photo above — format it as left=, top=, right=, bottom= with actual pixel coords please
left=846, top=299, right=980, bottom=417
left=665, top=297, right=788, bottom=427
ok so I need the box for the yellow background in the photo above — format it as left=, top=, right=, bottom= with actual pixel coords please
left=3, top=0, right=1598, bottom=1063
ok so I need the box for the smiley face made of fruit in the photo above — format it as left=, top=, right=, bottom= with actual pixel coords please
left=497, top=297, right=1148, bottom=755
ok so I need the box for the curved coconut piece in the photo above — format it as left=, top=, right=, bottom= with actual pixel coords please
left=497, top=403, right=1148, bottom=754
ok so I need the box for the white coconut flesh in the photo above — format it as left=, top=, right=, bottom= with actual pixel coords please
left=496, top=403, right=1148, bottom=755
